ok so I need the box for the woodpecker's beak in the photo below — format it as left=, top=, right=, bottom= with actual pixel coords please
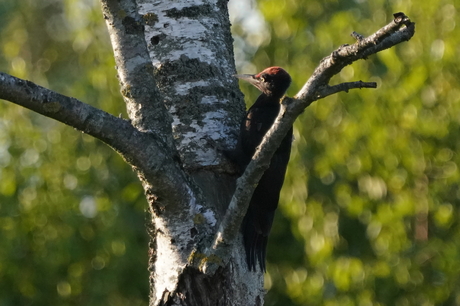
left=234, top=74, right=261, bottom=89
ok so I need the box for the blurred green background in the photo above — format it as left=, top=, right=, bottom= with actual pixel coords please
left=1, top=0, right=459, bottom=305
left=0, top=0, right=147, bottom=305
left=234, top=0, right=460, bottom=305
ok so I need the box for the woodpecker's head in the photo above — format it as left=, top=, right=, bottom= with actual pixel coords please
left=235, top=66, right=291, bottom=98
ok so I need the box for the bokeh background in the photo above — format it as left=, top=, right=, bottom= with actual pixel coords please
left=1, top=0, right=459, bottom=305
left=0, top=1, right=147, bottom=305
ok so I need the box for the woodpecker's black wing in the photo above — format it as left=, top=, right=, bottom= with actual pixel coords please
left=242, top=136, right=291, bottom=271
left=237, top=97, right=292, bottom=272
left=233, top=66, right=292, bottom=272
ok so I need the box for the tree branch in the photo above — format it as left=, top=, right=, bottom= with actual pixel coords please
left=295, top=12, right=415, bottom=101
left=316, top=81, right=377, bottom=99
left=0, top=72, right=133, bottom=147
left=0, top=72, right=193, bottom=209
left=208, top=13, right=415, bottom=265
left=100, top=0, right=175, bottom=150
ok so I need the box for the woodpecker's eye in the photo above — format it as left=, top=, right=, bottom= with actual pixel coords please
left=259, top=76, right=266, bottom=82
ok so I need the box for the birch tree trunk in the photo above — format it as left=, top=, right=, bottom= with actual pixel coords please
left=0, top=0, right=414, bottom=303
left=101, top=0, right=264, bottom=305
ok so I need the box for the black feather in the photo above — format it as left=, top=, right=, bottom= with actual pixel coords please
left=234, top=67, right=292, bottom=272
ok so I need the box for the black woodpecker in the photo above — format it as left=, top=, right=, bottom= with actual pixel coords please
left=233, top=67, right=293, bottom=272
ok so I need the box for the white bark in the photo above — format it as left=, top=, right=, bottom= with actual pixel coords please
left=131, top=1, right=260, bottom=304
left=138, top=0, right=244, bottom=169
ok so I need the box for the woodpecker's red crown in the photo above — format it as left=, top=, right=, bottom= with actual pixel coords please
left=235, top=66, right=291, bottom=98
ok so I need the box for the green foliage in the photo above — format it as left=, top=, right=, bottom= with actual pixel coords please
left=2, top=0, right=459, bottom=305
left=233, top=0, right=460, bottom=305
left=0, top=1, right=147, bottom=305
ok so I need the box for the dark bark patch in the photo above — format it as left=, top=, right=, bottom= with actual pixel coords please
left=122, top=16, right=144, bottom=34
left=143, top=12, right=158, bottom=26
left=165, top=5, right=213, bottom=19
left=151, top=35, right=160, bottom=45
left=190, top=227, right=198, bottom=238
left=155, top=56, right=220, bottom=83
left=160, top=266, right=231, bottom=306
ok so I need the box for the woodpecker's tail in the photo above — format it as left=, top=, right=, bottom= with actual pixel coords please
left=242, top=209, right=269, bottom=272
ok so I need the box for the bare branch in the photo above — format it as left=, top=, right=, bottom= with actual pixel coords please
left=295, top=12, right=415, bottom=102
left=316, top=81, right=377, bottom=99
left=0, top=72, right=133, bottom=146
left=0, top=72, right=193, bottom=209
left=208, top=13, right=415, bottom=263
left=100, top=0, right=175, bottom=149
